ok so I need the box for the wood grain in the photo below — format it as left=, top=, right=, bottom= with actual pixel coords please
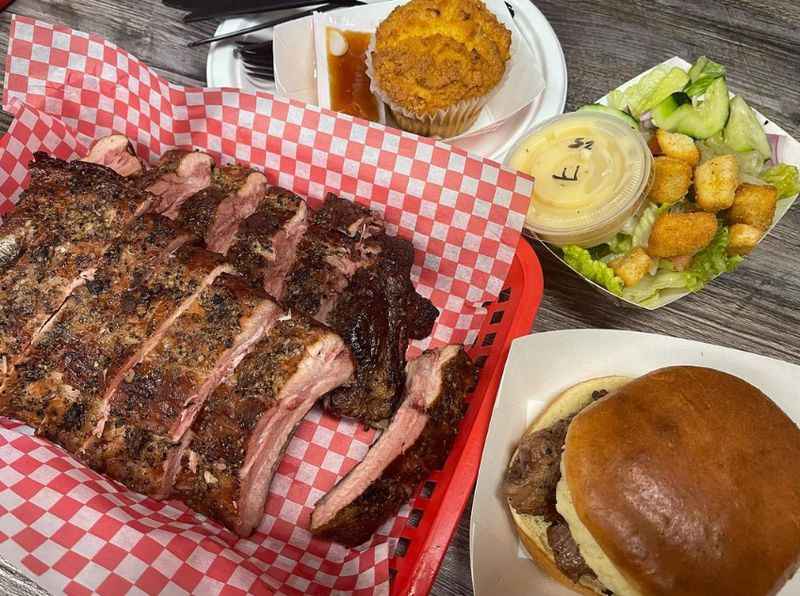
left=0, top=1, right=798, bottom=594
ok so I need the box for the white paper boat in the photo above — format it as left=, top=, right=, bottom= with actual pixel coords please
left=470, top=329, right=800, bottom=596
left=537, top=57, right=800, bottom=310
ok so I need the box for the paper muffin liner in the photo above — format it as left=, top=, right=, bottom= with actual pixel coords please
left=365, top=32, right=510, bottom=139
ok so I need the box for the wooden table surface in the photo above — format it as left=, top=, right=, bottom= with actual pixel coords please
left=1, top=1, right=799, bottom=594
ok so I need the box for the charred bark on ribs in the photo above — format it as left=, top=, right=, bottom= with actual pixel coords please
left=282, top=201, right=438, bottom=427
left=0, top=154, right=154, bottom=389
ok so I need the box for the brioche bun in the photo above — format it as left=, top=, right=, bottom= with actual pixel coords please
left=562, top=366, right=800, bottom=596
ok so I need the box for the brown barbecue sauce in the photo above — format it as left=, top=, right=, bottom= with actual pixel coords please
left=327, top=29, right=380, bottom=122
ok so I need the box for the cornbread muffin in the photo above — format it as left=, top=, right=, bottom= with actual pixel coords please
left=367, top=0, right=512, bottom=137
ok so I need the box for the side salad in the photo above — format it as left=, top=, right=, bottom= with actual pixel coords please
left=562, top=57, right=800, bottom=307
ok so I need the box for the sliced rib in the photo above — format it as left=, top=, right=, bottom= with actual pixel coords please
left=311, top=345, right=476, bottom=547
left=176, top=168, right=268, bottom=255
left=4, top=237, right=232, bottom=450
left=75, top=244, right=232, bottom=442
left=322, top=234, right=438, bottom=426
left=142, top=150, right=216, bottom=217
left=226, top=187, right=308, bottom=298
left=0, top=155, right=153, bottom=380
left=322, top=265, right=409, bottom=425
left=82, top=134, right=144, bottom=177
left=173, top=314, right=354, bottom=536
left=107, top=273, right=281, bottom=439
left=0, top=215, right=188, bottom=428
left=0, top=215, right=191, bottom=441
left=281, top=225, right=381, bottom=324
left=311, top=193, right=384, bottom=239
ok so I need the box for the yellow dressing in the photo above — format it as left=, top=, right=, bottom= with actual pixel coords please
left=508, top=112, right=653, bottom=247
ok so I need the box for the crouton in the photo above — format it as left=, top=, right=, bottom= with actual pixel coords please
left=727, top=183, right=778, bottom=231
left=694, top=155, right=739, bottom=212
left=648, top=156, right=693, bottom=205
left=655, top=129, right=700, bottom=166
left=727, top=223, right=762, bottom=256
left=647, top=212, right=719, bottom=258
left=609, top=247, right=653, bottom=287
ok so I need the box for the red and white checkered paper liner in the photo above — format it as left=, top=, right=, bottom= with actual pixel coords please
left=0, top=15, right=533, bottom=596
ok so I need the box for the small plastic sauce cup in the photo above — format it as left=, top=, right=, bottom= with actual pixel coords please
left=506, top=112, right=653, bottom=247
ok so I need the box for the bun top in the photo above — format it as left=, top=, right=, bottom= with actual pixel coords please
left=562, top=366, right=800, bottom=596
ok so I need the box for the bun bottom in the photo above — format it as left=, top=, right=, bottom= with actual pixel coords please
left=514, top=523, right=600, bottom=596
left=506, top=376, right=632, bottom=595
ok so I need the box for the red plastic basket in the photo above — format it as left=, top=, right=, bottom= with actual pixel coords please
left=389, top=237, right=543, bottom=595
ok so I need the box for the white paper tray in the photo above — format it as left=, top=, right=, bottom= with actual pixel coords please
left=470, top=329, right=800, bottom=596
left=538, top=57, right=800, bottom=310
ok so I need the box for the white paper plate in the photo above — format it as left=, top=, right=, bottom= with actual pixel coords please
left=205, top=0, right=567, bottom=161
left=470, top=329, right=800, bottom=596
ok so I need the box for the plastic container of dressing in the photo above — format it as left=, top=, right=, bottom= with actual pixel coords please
left=506, top=111, right=654, bottom=248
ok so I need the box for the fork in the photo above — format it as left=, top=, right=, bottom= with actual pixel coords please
left=237, top=40, right=275, bottom=82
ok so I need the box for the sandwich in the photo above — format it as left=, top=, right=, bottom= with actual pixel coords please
left=502, top=366, right=800, bottom=596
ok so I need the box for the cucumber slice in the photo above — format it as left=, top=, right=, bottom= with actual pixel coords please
left=724, top=96, right=771, bottom=159
left=652, top=77, right=729, bottom=139
left=578, top=104, right=639, bottom=129
left=639, top=67, right=690, bottom=114
left=651, top=94, right=683, bottom=124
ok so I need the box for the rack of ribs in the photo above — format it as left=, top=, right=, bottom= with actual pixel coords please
left=310, top=346, right=477, bottom=546
left=0, top=137, right=473, bottom=547
left=146, top=163, right=436, bottom=428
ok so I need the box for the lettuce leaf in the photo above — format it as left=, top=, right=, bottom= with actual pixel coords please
left=621, top=270, right=688, bottom=305
left=640, top=68, right=690, bottom=115
left=684, top=226, right=742, bottom=292
left=607, top=89, right=627, bottom=112
left=631, top=203, right=671, bottom=248
left=622, top=226, right=742, bottom=304
left=607, top=233, right=633, bottom=254
left=615, top=66, right=670, bottom=117
left=697, top=134, right=766, bottom=177
left=724, top=96, right=772, bottom=159
left=587, top=233, right=631, bottom=261
left=761, top=163, right=800, bottom=199
left=685, top=57, right=726, bottom=97
left=562, top=245, right=624, bottom=296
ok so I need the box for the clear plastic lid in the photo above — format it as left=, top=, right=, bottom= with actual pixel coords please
left=506, top=112, right=653, bottom=247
